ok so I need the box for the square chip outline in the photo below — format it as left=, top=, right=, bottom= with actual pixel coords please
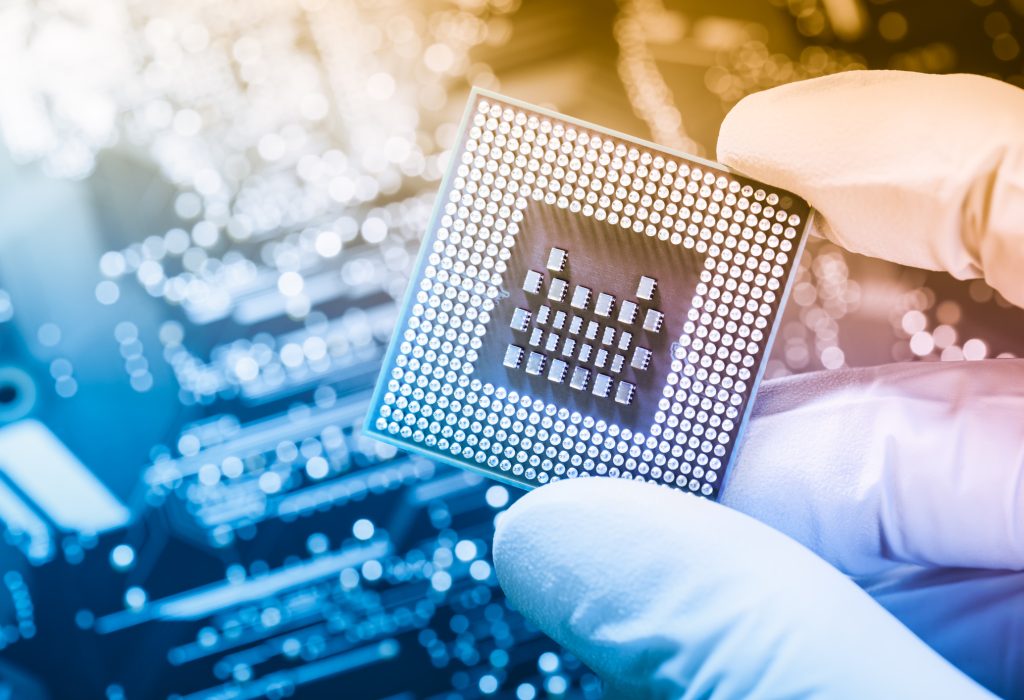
left=366, top=88, right=811, bottom=499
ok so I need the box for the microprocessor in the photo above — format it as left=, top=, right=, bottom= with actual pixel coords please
left=365, top=90, right=810, bottom=498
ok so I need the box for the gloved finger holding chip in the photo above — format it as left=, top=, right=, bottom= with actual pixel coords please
left=493, top=70, right=1024, bottom=699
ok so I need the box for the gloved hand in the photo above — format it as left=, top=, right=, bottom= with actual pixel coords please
left=492, top=71, right=1024, bottom=699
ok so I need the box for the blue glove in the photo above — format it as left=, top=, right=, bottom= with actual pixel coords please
left=493, top=71, right=1024, bottom=699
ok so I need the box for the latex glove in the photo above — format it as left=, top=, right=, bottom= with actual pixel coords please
left=493, top=71, right=1024, bottom=699
left=718, top=70, right=1024, bottom=308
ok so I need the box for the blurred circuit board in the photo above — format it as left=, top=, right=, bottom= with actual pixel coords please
left=0, top=0, right=1022, bottom=698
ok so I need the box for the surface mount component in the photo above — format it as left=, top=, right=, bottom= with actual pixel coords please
left=367, top=90, right=810, bottom=499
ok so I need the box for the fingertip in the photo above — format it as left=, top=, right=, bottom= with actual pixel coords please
left=493, top=478, right=682, bottom=607
left=715, top=70, right=929, bottom=190
left=492, top=477, right=648, bottom=614
left=715, top=73, right=844, bottom=193
left=492, top=477, right=712, bottom=693
left=715, top=85, right=770, bottom=171
left=717, top=71, right=1024, bottom=280
left=492, top=479, right=595, bottom=646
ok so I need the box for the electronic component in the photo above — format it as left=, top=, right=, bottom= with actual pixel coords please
left=525, top=351, right=546, bottom=375
left=618, top=300, right=638, bottom=324
left=2, top=4, right=1013, bottom=698
left=548, top=358, right=568, bottom=383
left=504, top=344, right=524, bottom=368
left=569, top=367, right=589, bottom=391
left=367, top=91, right=811, bottom=499
left=631, top=346, right=652, bottom=370
left=610, top=353, right=625, bottom=373
left=615, top=381, right=635, bottom=405
left=523, top=269, right=543, bottom=294
left=643, top=309, right=664, bottom=333
left=547, top=247, right=567, bottom=271
left=536, top=305, right=551, bottom=326
left=570, top=285, right=591, bottom=310
left=548, top=278, right=568, bottom=302
left=511, top=308, right=532, bottom=332
left=637, top=276, right=657, bottom=300
left=592, top=373, right=612, bottom=398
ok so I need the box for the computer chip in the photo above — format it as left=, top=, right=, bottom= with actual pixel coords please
left=503, top=344, right=524, bottom=369
left=523, top=269, right=543, bottom=295
left=366, top=90, right=811, bottom=499
left=637, top=276, right=657, bottom=301
left=510, top=307, right=531, bottom=332
left=548, top=358, right=568, bottom=384
left=594, top=293, right=615, bottom=317
left=569, top=366, right=590, bottom=391
left=525, top=351, right=546, bottom=376
left=615, top=381, right=636, bottom=406
left=547, top=277, right=568, bottom=302
left=643, top=309, right=664, bottom=333
left=618, top=300, right=638, bottom=324
left=610, top=353, right=625, bottom=374
left=631, top=346, right=652, bottom=370
left=570, top=285, right=591, bottom=310
left=536, top=304, right=551, bottom=326
left=547, top=247, right=567, bottom=272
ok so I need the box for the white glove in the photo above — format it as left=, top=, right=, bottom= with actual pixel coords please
left=492, top=71, right=1024, bottom=699
left=718, top=70, right=1024, bottom=308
